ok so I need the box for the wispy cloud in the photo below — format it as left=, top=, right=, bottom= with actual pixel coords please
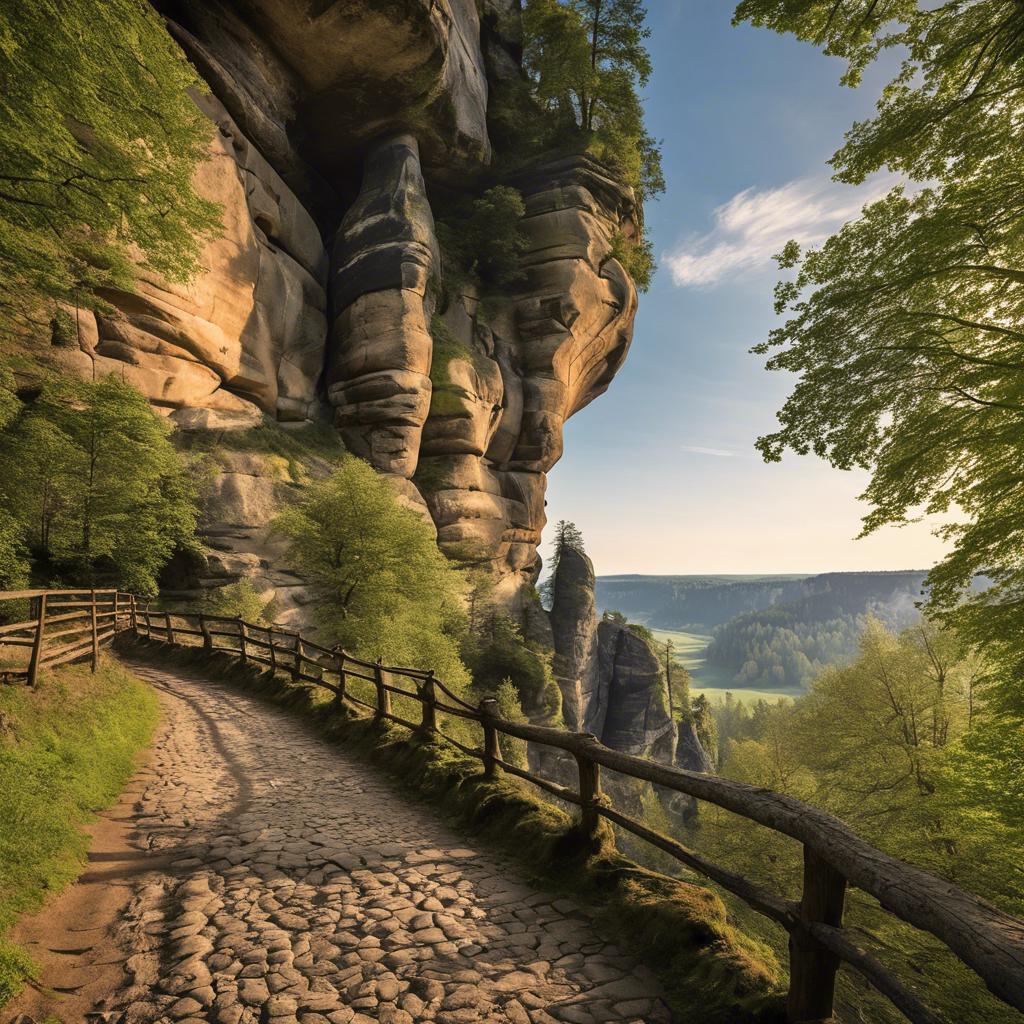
left=665, top=174, right=896, bottom=288
left=681, top=445, right=735, bottom=458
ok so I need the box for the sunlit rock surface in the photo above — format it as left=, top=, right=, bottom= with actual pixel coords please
left=548, top=544, right=697, bottom=764
left=74, top=0, right=640, bottom=615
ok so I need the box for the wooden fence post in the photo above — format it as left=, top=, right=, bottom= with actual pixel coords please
left=130, top=593, right=138, bottom=632
left=575, top=735, right=603, bottom=839
left=374, top=658, right=391, bottom=721
left=335, top=651, right=347, bottom=707
left=143, top=607, right=151, bottom=637
left=89, top=588, right=99, bottom=672
left=200, top=613, right=212, bottom=651
left=291, top=635, right=302, bottom=682
left=113, top=591, right=120, bottom=631
left=164, top=611, right=175, bottom=645
left=268, top=628, right=277, bottom=671
left=418, top=671, right=437, bottom=735
left=787, top=846, right=847, bottom=1023
left=27, top=593, right=47, bottom=688
left=480, top=698, right=501, bottom=777
left=237, top=618, right=248, bottom=664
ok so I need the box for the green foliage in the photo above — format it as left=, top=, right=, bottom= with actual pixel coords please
left=736, top=1, right=1024, bottom=712
left=435, top=186, right=528, bottom=294
left=607, top=229, right=655, bottom=291
left=0, top=511, right=28, bottom=592
left=0, top=0, right=221, bottom=341
left=0, top=367, right=17, bottom=429
left=462, top=613, right=559, bottom=717
left=521, top=0, right=662, bottom=288
left=492, top=678, right=530, bottom=768
left=542, top=519, right=585, bottom=605
left=0, top=371, right=200, bottom=594
left=273, top=456, right=470, bottom=687
left=203, top=580, right=274, bottom=626
left=703, top=574, right=926, bottom=691
left=698, top=618, right=1021, bottom=1023
left=522, top=0, right=664, bottom=203
left=689, top=692, right=718, bottom=763
left=0, top=658, right=158, bottom=1007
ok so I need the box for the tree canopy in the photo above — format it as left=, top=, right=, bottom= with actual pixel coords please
left=736, top=1, right=1024, bottom=710
left=273, top=457, right=470, bottom=686
left=522, top=0, right=663, bottom=289
left=0, top=372, right=200, bottom=593
left=700, top=618, right=1021, bottom=1022
left=0, top=0, right=220, bottom=342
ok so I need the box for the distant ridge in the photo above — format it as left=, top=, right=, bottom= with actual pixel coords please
left=596, top=570, right=926, bottom=632
left=594, top=572, right=932, bottom=689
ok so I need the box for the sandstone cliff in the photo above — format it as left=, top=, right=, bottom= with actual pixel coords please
left=53, top=0, right=640, bottom=619
left=548, top=543, right=702, bottom=766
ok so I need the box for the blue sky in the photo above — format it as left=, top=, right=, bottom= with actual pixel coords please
left=541, top=1, right=948, bottom=577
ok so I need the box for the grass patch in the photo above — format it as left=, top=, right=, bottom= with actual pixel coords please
left=180, top=418, right=345, bottom=487
left=118, top=636, right=784, bottom=1023
left=0, top=658, right=159, bottom=1006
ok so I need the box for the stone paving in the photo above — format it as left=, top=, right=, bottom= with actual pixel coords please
left=109, top=660, right=673, bottom=1024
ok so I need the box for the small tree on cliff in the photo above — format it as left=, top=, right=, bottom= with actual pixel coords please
left=550, top=520, right=585, bottom=571
left=0, top=0, right=221, bottom=342
left=523, top=0, right=664, bottom=204
left=541, top=520, right=585, bottom=606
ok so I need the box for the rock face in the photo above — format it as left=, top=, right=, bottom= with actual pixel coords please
left=596, top=622, right=674, bottom=760
left=548, top=546, right=601, bottom=732
left=71, top=0, right=640, bottom=615
left=548, top=544, right=697, bottom=766
left=73, top=90, right=328, bottom=422
left=327, top=134, right=440, bottom=478
left=676, top=719, right=714, bottom=774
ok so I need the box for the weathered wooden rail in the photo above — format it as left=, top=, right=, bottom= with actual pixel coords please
left=0, top=588, right=134, bottom=684
left=2, top=591, right=1022, bottom=1024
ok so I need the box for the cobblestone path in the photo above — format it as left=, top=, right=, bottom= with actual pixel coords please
left=110, top=660, right=672, bottom=1024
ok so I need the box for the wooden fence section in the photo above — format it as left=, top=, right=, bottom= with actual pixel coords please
left=2, top=593, right=1023, bottom=1024
left=0, top=588, right=134, bottom=684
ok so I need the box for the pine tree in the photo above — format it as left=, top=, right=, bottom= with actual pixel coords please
left=523, top=0, right=664, bottom=203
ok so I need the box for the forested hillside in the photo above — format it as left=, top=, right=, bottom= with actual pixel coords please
left=596, top=573, right=811, bottom=629
left=597, top=571, right=929, bottom=689
left=703, top=572, right=926, bottom=688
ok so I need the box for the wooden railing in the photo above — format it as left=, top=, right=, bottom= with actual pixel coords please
left=0, top=588, right=135, bottom=684
left=3, top=593, right=1023, bottom=1024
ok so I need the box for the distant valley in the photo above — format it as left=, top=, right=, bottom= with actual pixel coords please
left=596, top=571, right=930, bottom=694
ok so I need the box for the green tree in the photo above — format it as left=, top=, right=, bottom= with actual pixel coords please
left=0, top=0, right=220, bottom=341
left=735, top=1, right=1024, bottom=717
left=522, top=0, right=663, bottom=290
left=273, top=457, right=470, bottom=686
left=462, top=612, right=560, bottom=717
left=203, top=580, right=274, bottom=626
left=436, top=186, right=528, bottom=291
left=699, top=618, right=1022, bottom=1023
left=0, top=373, right=199, bottom=593
left=524, top=0, right=663, bottom=200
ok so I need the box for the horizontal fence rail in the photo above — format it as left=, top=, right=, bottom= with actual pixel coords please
left=2, top=592, right=1022, bottom=1024
left=0, top=588, right=135, bottom=684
